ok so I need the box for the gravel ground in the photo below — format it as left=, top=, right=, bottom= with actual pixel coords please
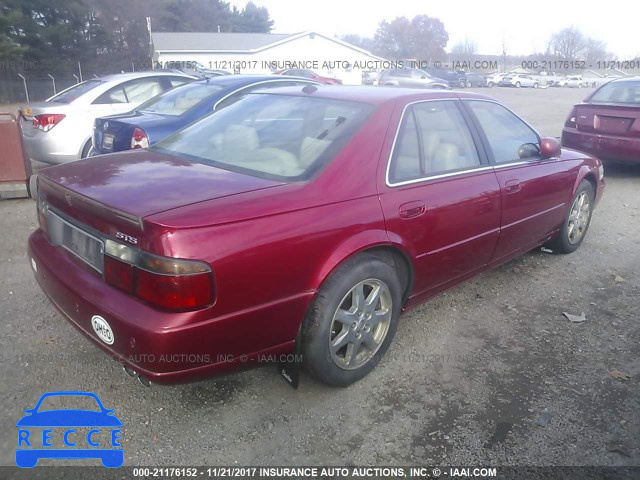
left=0, top=87, right=638, bottom=472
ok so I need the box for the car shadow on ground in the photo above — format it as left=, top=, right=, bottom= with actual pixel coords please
left=602, top=163, right=640, bottom=179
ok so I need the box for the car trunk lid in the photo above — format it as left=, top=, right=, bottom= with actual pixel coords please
left=37, top=149, right=285, bottom=238
left=574, top=103, right=640, bottom=137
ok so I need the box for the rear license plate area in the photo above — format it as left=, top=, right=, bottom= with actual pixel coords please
left=47, top=211, right=104, bottom=272
left=101, top=134, right=114, bottom=152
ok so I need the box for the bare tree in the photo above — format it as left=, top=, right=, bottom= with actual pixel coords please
left=550, top=27, right=584, bottom=60
left=583, top=38, right=612, bottom=65
left=451, top=38, right=477, bottom=56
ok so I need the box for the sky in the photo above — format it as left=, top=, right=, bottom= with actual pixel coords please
left=229, top=0, right=640, bottom=59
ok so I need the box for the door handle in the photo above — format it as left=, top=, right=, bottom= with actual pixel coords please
left=399, top=201, right=427, bottom=219
left=504, top=179, right=521, bottom=194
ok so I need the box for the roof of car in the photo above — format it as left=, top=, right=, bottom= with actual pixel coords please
left=607, top=76, right=640, bottom=84
left=251, top=85, right=494, bottom=105
left=188, top=74, right=320, bottom=88
left=97, top=71, right=194, bottom=82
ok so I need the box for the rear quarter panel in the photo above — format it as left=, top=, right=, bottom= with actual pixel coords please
left=144, top=101, right=397, bottom=341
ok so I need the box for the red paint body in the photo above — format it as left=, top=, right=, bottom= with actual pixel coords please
left=561, top=77, right=640, bottom=164
left=28, top=87, right=604, bottom=384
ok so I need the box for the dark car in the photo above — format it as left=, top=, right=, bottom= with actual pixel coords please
left=562, top=77, right=640, bottom=164
left=378, top=69, right=449, bottom=89
left=92, top=75, right=321, bottom=155
left=273, top=68, right=342, bottom=85
left=463, top=72, right=487, bottom=88
left=426, top=68, right=466, bottom=88
left=29, top=86, right=603, bottom=387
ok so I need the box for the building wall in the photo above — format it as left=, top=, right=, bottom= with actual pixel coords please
left=155, top=33, right=386, bottom=85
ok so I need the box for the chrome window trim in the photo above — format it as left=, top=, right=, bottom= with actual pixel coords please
left=212, top=79, right=321, bottom=110
left=385, top=98, right=488, bottom=188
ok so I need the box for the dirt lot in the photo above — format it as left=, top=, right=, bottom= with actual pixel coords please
left=0, top=87, right=638, bottom=472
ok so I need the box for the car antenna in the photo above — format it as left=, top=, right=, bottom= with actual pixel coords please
left=302, top=84, right=317, bottom=94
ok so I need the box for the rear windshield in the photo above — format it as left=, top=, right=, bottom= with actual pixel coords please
left=138, top=82, right=224, bottom=116
left=153, top=93, right=373, bottom=181
left=48, top=80, right=102, bottom=103
left=590, top=81, right=640, bottom=105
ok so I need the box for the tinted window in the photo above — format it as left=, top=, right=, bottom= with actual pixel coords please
left=138, top=82, right=223, bottom=116
left=93, top=77, right=165, bottom=105
left=393, top=69, right=411, bottom=78
left=466, top=101, right=539, bottom=164
left=48, top=80, right=102, bottom=103
left=169, top=76, right=192, bottom=87
left=389, top=101, right=480, bottom=183
left=153, top=94, right=373, bottom=180
left=590, top=81, right=640, bottom=105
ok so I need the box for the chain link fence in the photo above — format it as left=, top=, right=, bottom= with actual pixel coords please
left=0, top=76, right=84, bottom=104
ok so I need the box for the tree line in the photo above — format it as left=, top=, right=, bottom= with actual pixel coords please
left=0, top=0, right=273, bottom=76
left=344, top=19, right=618, bottom=72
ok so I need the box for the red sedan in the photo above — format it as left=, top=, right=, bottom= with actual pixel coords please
left=273, top=68, right=342, bottom=85
left=562, top=77, right=640, bottom=164
left=28, top=86, right=604, bottom=387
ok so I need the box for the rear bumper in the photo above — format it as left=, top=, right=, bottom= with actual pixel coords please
left=562, top=128, right=640, bottom=164
left=28, top=229, right=306, bottom=384
left=22, top=130, right=82, bottom=164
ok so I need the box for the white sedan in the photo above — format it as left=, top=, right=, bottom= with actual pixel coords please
left=499, top=74, right=540, bottom=88
left=20, top=71, right=195, bottom=164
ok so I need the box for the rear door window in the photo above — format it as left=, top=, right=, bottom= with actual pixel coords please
left=93, top=78, right=166, bottom=105
left=388, top=101, right=481, bottom=184
left=48, top=80, right=102, bottom=103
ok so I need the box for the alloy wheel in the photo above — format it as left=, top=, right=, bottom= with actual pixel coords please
left=329, top=279, right=392, bottom=370
left=567, top=192, right=591, bottom=244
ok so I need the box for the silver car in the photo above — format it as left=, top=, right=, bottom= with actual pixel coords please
left=20, top=71, right=194, bottom=164
left=377, top=68, right=450, bottom=89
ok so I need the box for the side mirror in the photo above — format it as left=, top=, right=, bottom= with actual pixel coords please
left=420, top=75, right=427, bottom=79
left=539, top=137, right=561, bottom=158
left=518, top=143, right=540, bottom=159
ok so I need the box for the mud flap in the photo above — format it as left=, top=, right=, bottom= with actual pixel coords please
left=277, top=330, right=302, bottom=389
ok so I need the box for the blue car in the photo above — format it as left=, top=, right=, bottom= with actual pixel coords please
left=92, top=75, right=321, bottom=155
left=16, top=391, right=123, bottom=468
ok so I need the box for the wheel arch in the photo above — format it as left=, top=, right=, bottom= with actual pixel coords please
left=310, top=231, right=415, bottom=307
left=573, top=165, right=598, bottom=199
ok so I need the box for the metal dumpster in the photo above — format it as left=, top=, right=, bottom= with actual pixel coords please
left=0, top=112, right=32, bottom=199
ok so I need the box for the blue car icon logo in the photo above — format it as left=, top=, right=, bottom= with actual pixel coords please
left=16, top=391, right=123, bottom=468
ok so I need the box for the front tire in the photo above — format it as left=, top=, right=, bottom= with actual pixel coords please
left=515, top=81, right=521, bottom=88
left=533, top=82, right=539, bottom=89
left=302, top=254, right=402, bottom=386
left=546, top=180, right=595, bottom=254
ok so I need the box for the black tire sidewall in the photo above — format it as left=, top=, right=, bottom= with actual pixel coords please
left=302, top=254, right=402, bottom=387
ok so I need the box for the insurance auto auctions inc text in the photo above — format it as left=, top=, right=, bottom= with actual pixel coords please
left=205, top=60, right=498, bottom=71
left=192, top=466, right=498, bottom=478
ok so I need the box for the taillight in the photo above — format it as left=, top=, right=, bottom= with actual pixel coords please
left=131, top=128, right=149, bottom=149
left=565, top=107, right=577, bottom=128
left=104, top=239, right=213, bottom=311
left=32, top=114, right=65, bottom=132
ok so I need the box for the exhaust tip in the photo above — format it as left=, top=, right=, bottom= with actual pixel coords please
left=123, top=366, right=137, bottom=377
left=137, top=375, right=152, bottom=388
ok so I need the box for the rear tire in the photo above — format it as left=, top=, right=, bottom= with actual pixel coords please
left=80, top=139, right=92, bottom=159
left=515, top=81, right=521, bottom=88
left=302, top=254, right=402, bottom=387
left=546, top=180, right=595, bottom=254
